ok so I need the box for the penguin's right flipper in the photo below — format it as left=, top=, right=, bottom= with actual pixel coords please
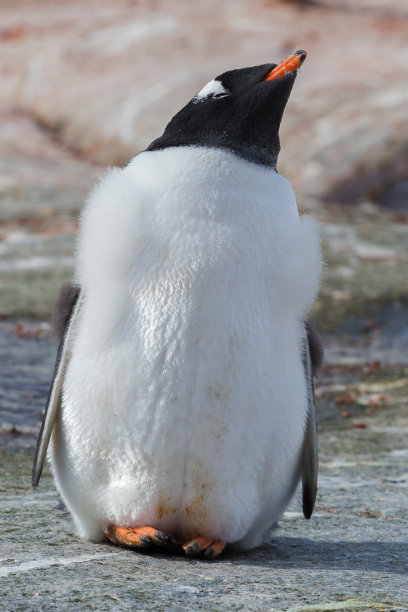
left=301, top=320, right=323, bottom=519
left=32, top=285, right=82, bottom=488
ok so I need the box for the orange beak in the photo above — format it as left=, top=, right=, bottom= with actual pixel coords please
left=263, top=50, right=307, bottom=81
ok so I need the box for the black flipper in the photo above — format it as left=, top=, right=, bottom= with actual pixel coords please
left=306, top=318, right=324, bottom=377
left=53, top=282, right=81, bottom=343
left=301, top=319, right=322, bottom=519
left=32, top=285, right=82, bottom=488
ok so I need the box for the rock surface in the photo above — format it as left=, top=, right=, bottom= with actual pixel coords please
left=1, top=0, right=408, bottom=197
left=1, top=324, right=407, bottom=610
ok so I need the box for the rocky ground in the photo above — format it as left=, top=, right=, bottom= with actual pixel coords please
left=1, top=323, right=408, bottom=610
left=1, top=0, right=408, bottom=610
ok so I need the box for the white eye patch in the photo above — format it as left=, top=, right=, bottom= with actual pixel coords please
left=193, top=79, right=229, bottom=103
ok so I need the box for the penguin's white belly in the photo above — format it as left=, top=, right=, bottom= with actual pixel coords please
left=50, top=148, right=321, bottom=548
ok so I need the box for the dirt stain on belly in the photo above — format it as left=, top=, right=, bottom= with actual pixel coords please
left=156, top=496, right=177, bottom=520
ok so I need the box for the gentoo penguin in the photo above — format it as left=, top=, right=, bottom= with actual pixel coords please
left=33, top=50, right=322, bottom=557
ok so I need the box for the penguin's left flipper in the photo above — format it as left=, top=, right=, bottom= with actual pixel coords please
left=32, top=284, right=82, bottom=488
left=301, top=320, right=323, bottom=519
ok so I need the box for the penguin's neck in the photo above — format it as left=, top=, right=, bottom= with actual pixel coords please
left=127, top=146, right=286, bottom=201
left=123, top=146, right=299, bottom=227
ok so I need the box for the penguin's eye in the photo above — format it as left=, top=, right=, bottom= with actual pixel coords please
left=193, top=79, right=229, bottom=104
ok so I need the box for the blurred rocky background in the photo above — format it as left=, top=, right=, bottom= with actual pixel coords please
left=1, top=0, right=408, bottom=326
left=1, top=1, right=407, bottom=609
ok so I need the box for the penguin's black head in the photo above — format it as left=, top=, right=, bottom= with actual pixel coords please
left=147, top=51, right=306, bottom=168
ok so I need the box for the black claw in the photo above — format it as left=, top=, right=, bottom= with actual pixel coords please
left=204, top=546, right=215, bottom=558
left=139, top=535, right=153, bottom=544
left=167, top=537, right=181, bottom=553
left=185, top=542, right=199, bottom=556
left=153, top=531, right=168, bottom=545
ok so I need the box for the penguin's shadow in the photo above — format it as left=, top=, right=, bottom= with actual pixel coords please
left=56, top=503, right=406, bottom=573
left=236, top=536, right=407, bottom=575
left=99, top=536, right=407, bottom=575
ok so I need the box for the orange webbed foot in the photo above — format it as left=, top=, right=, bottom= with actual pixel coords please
left=106, top=526, right=226, bottom=558
left=182, top=536, right=226, bottom=559
left=105, top=525, right=170, bottom=549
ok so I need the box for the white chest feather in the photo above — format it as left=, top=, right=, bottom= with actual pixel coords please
left=51, top=147, right=321, bottom=547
